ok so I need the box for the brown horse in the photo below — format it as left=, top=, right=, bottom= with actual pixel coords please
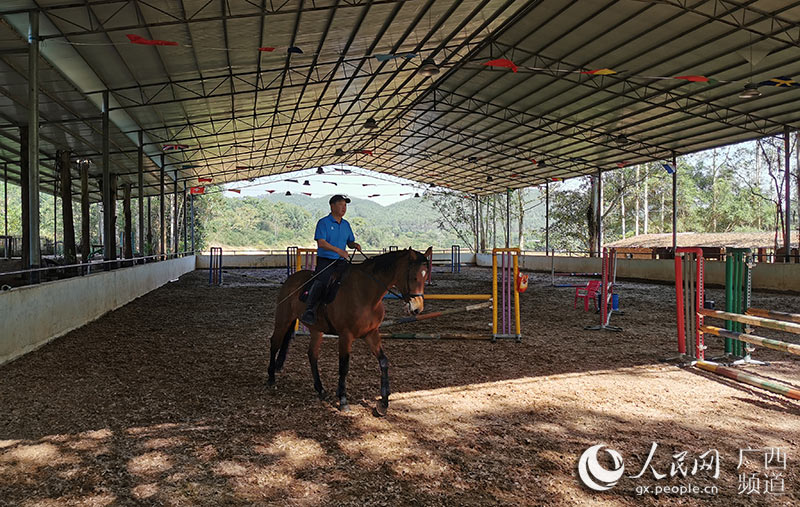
left=268, top=247, right=432, bottom=416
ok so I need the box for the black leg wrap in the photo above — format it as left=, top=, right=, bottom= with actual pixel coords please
left=378, top=349, right=390, bottom=404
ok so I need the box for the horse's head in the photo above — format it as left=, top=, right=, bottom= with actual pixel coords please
left=400, top=246, right=432, bottom=315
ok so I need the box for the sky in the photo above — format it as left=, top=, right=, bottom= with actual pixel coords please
left=222, top=165, right=429, bottom=206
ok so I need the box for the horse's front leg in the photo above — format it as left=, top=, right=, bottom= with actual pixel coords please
left=308, top=330, right=327, bottom=400
left=337, top=332, right=355, bottom=412
left=364, top=328, right=390, bottom=417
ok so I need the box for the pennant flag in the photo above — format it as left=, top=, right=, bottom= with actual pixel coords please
left=483, top=58, right=518, bottom=73
left=581, top=68, right=617, bottom=75
left=302, top=192, right=312, bottom=196
left=374, top=53, right=417, bottom=62
left=198, top=177, right=213, bottom=183
left=674, top=75, right=711, bottom=82
left=182, top=164, right=200, bottom=169
left=662, top=163, right=675, bottom=174
left=323, top=181, right=338, bottom=185
left=258, top=47, right=275, bottom=52
left=189, top=186, right=205, bottom=194
left=510, top=174, right=519, bottom=178
left=286, top=179, right=299, bottom=183
left=368, top=194, right=380, bottom=198
left=550, top=177, right=561, bottom=182
left=266, top=190, right=275, bottom=193
left=235, top=165, right=249, bottom=169
left=399, top=193, right=411, bottom=196
left=287, top=46, right=303, bottom=54
left=127, top=34, right=178, bottom=46
left=355, top=149, right=373, bottom=155
left=229, top=188, right=241, bottom=194
left=361, top=183, right=375, bottom=187
left=530, top=159, right=537, bottom=164
left=162, top=144, right=188, bottom=151
left=757, top=76, right=800, bottom=87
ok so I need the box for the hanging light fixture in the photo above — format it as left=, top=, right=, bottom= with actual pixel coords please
left=316, top=167, right=324, bottom=174
left=285, top=191, right=292, bottom=196
left=614, top=134, right=629, bottom=145
left=418, top=58, right=439, bottom=77
left=414, top=192, right=420, bottom=198
left=739, top=83, right=761, bottom=99
left=364, top=117, right=378, bottom=130
left=486, top=175, right=493, bottom=183
left=334, top=148, right=346, bottom=157
left=303, top=180, right=310, bottom=186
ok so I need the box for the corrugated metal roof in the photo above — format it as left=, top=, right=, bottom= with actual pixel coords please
left=2, top=0, right=800, bottom=199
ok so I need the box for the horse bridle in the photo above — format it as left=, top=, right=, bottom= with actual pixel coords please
left=353, top=249, right=424, bottom=302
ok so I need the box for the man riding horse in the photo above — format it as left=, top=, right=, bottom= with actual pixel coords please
left=300, top=194, right=361, bottom=327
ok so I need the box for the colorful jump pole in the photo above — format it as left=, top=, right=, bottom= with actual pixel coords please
left=492, top=248, right=521, bottom=342
left=701, top=326, right=800, bottom=356
left=696, top=361, right=800, bottom=400
left=380, top=301, right=492, bottom=327
left=747, top=308, right=800, bottom=324
left=585, top=247, right=622, bottom=332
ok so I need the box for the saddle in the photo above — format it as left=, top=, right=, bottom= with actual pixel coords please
left=299, top=263, right=348, bottom=304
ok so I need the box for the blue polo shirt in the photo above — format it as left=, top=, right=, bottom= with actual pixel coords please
left=314, top=213, right=355, bottom=260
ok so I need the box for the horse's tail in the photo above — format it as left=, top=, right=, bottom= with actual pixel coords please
left=275, top=320, right=296, bottom=372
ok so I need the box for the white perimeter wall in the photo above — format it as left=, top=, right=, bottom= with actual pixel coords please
left=475, top=254, right=799, bottom=292
left=1, top=256, right=196, bottom=366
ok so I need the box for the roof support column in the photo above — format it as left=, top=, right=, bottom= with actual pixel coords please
left=784, top=127, right=792, bottom=263
left=80, top=161, right=89, bottom=263
left=672, top=152, right=678, bottom=255
left=123, top=183, right=132, bottom=261
left=3, top=163, right=8, bottom=258
left=190, top=192, right=195, bottom=253
left=173, top=175, right=178, bottom=255
left=597, top=168, right=603, bottom=256
left=159, top=155, right=165, bottom=259
left=505, top=189, right=510, bottom=249
left=147, top=196, right=152, bottom=255
left=545, top=181, right=549, bottom=256
left=59, top=150, right=76, bottom=265
left=25, top=10, right=41, bottom=282
left=137, top=131, right=144, bottom=258
left=182, top=183, right=187, bottom=253
left=102, top=89, right=114, bottom=267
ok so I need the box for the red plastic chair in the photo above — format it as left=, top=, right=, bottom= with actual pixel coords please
left=575, top=280, right=602, bottom=311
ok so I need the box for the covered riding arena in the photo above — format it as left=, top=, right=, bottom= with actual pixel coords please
left=2, top=1, right=800, bottom=505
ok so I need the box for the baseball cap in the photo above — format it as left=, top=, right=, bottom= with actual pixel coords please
left=329, top=194, right=351, bottom=205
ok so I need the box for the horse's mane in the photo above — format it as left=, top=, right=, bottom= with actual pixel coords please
left=358, top=249, right=424, bottom=275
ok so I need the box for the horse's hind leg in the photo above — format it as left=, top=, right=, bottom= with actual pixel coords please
left=365, top=329, right=390, bottom=417
left=268, top=316, right=296, bottom=386
left=308, top=330, right=327, bottom=400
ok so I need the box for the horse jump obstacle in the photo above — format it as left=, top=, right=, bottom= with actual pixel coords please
left=208, top=247, right=223, bottom=286
left=674, top=247, right=800, bottom=400
left=585, top=247, right=621, bottom=332
left=286, top=246, right=298, bottom=277
left=451, top=245, right=461, bottom=273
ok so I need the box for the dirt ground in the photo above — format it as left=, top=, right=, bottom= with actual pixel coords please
left=1, top=265, right=799, bottom=506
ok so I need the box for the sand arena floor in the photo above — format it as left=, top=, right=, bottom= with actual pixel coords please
left=1, top=265, right=798, bottom=506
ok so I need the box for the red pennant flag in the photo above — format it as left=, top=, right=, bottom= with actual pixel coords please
left=550, top=177, right=561, bottom=182
left=361, top=183, right=374, bottom=187
left=323, top=181, right=338, bottom=185
left=258, top=47, right=275, bottom=52
left=228, top=188, right=241, bottom=194
left=616, top=162, right=625, bottom=168
left=674, top=75, right=709, bottom=82
left=127, top=34, right=179, bottom=46
left=530, top=159, right=537, bottom=164
left=162, top=144, right=188, bottom=151
left=355, top=149, right=373, bottom=155
left=302, top=192, right=312, bottom=196
left=190, top=186, right=205, bottom=194
left=198, top=177, right=212, bottom=183
left=235, top=165, right=249, bottom=170
left=510, top=174, right=519, bottom=178
left=266, top=190, right=275, bottom=193
left=368, top=194, right=380, bottom=198
left=286, top=179, right=298, bottom=183
left=483, top=58, right=518, bottom=73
